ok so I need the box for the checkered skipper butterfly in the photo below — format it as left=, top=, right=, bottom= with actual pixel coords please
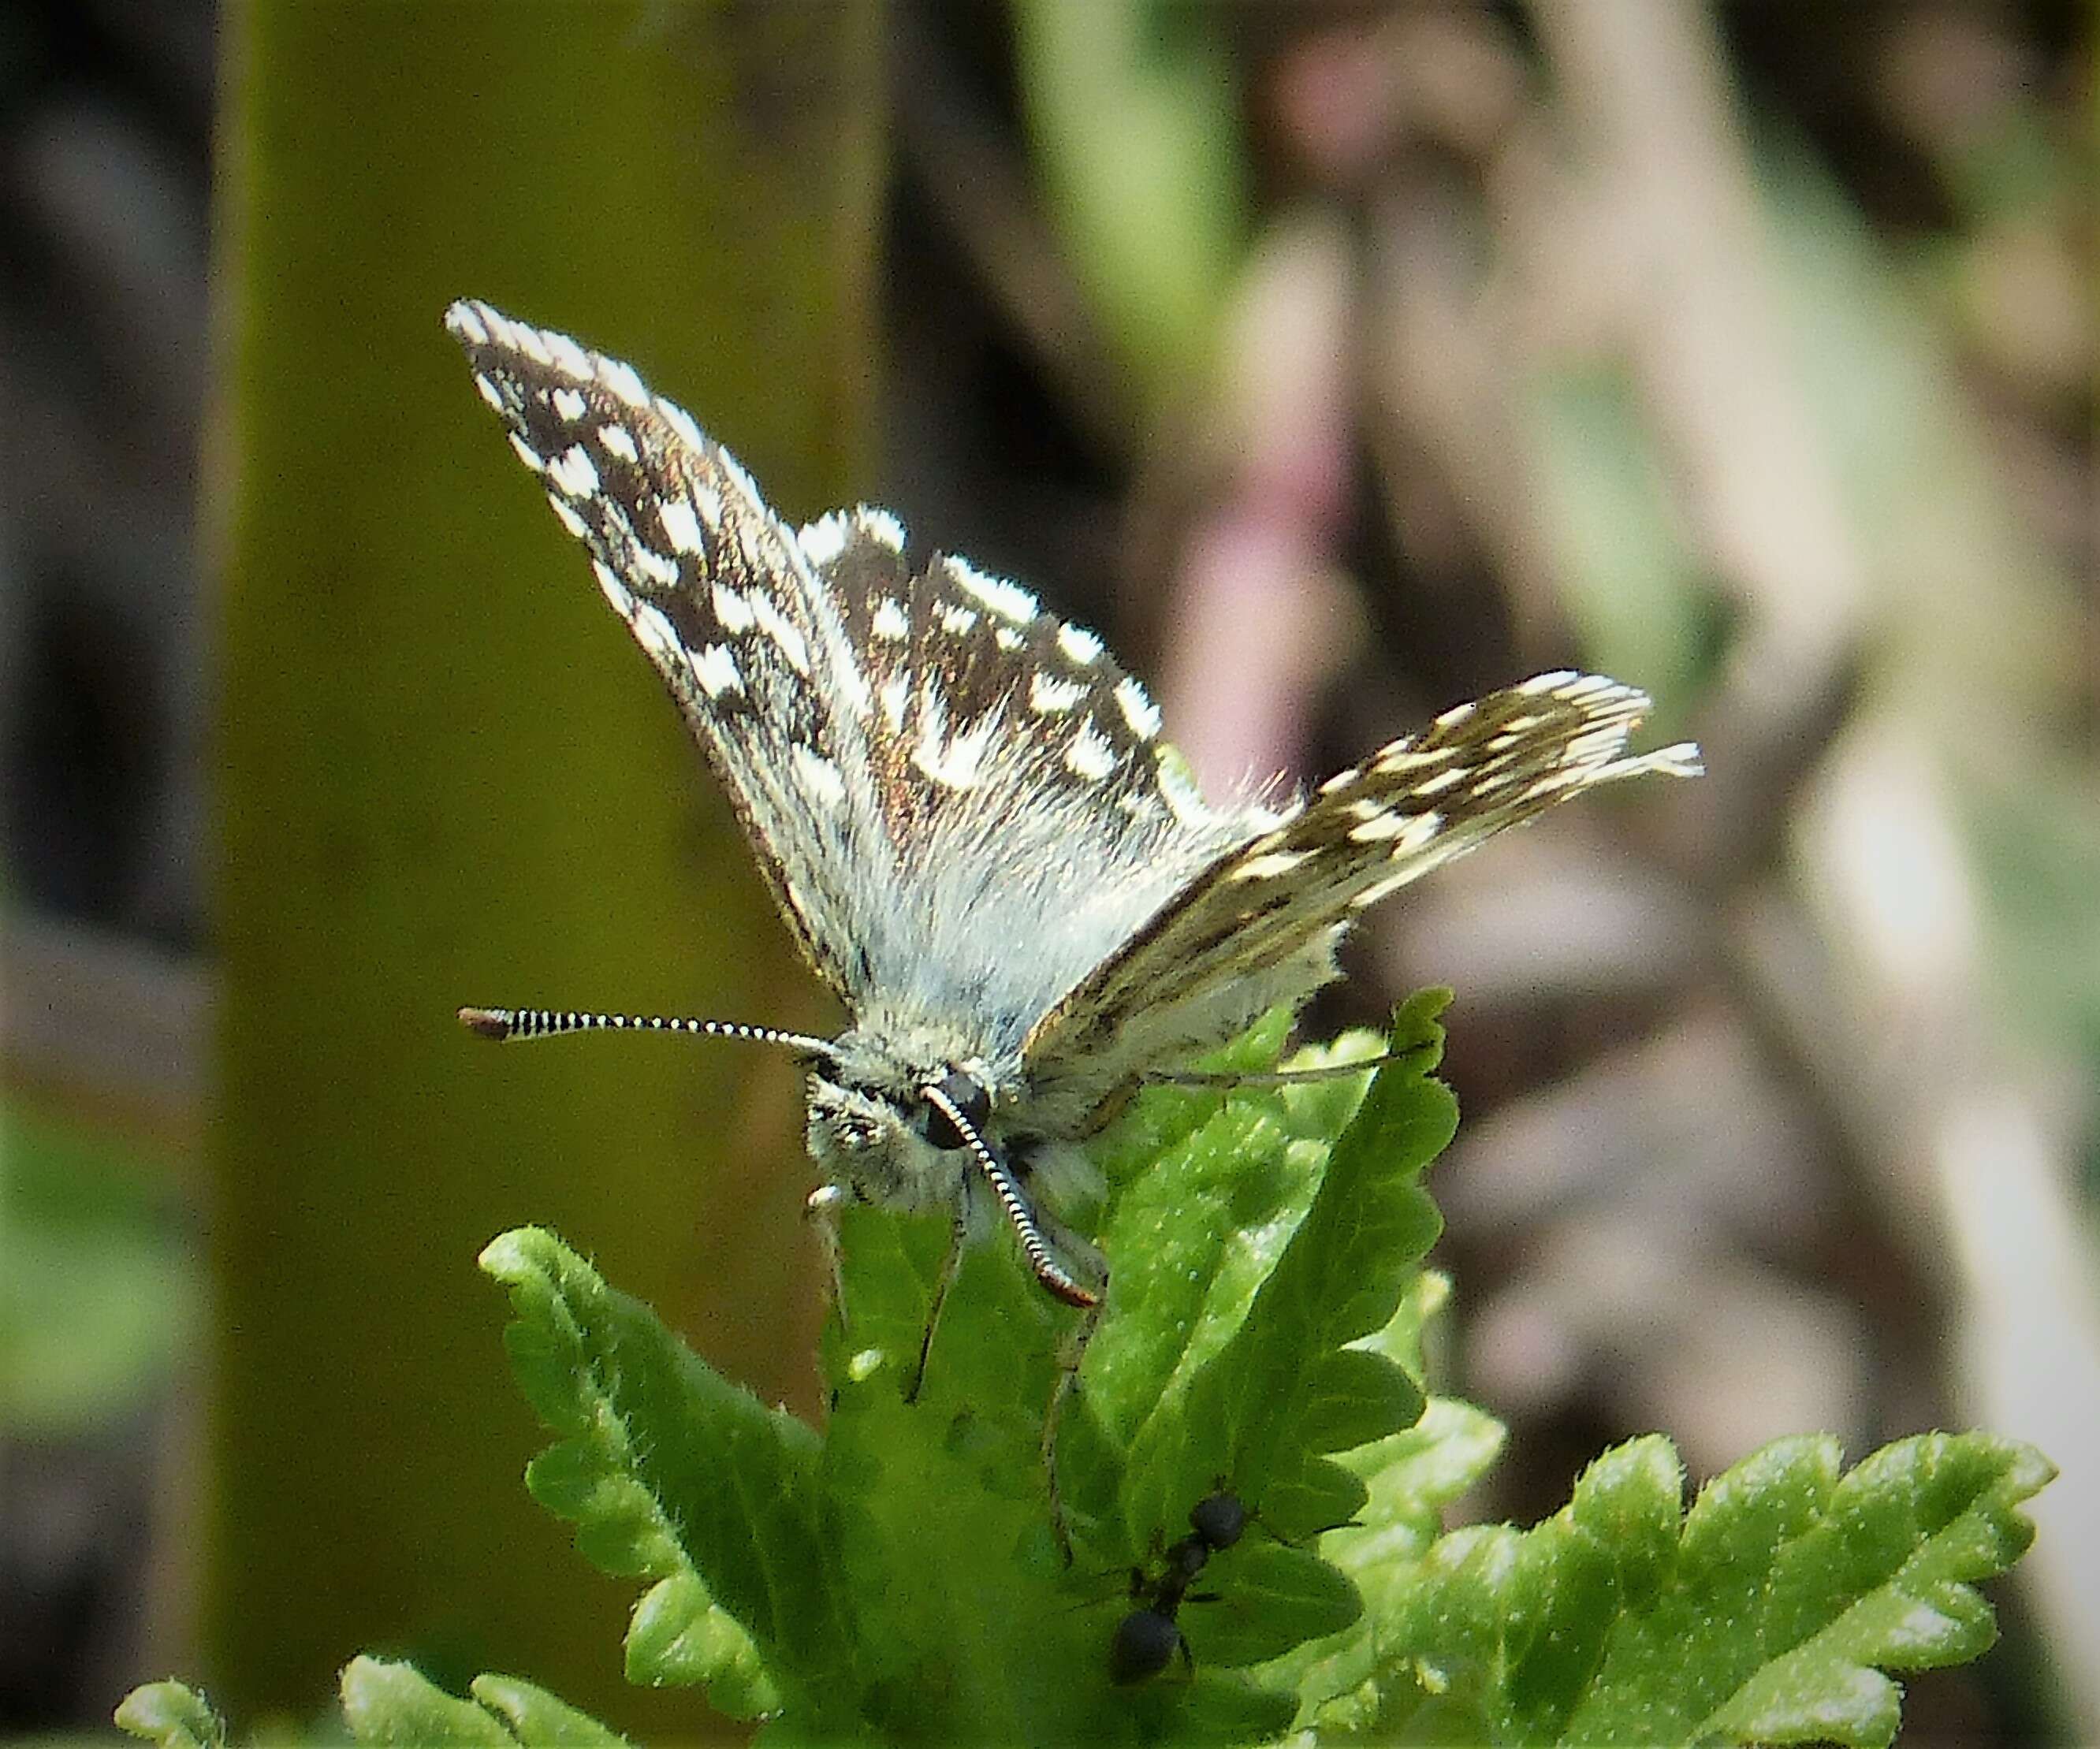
left=446, top=300, right=1700, bottom=1334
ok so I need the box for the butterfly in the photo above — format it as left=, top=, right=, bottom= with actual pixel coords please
left=445, top=298, right=1700, bottom=1342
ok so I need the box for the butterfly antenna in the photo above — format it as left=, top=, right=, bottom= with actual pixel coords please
left=458, top=1006, right=836, bottom=1062
left=918, top=1080, right=1100, bottom=1310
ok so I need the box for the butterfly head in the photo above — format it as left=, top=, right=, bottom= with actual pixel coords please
left=806, top=1021, right=1011, bottom=1214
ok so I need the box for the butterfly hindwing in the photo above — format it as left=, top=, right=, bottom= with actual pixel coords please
left=809, top=514, right=1169, bottom=837
left=795, top=512, right=1265, bottom=1053
left=1021, top=673, right=1700, bottom=1106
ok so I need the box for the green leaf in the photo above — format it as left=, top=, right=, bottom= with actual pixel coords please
left=117, top=1663, right=639, bottom=1748
left=471, top=1673, right=634, bottom=1746
left=649, top=1003, right=1458, bottom=1743
left=1189, top=1541, right=1363, bottom=1669
left=1295, top=1347, right=1427, bottom=1454
left=1275, top=1383, right=1510, bottom=1731
left=812, top=1220, right=1104, bottom=1740
left=1114, top=992, right=1454, bottom=1546
left=624, top=1575, right=781, bottom=1719
left=1099, top=1673, right=1300, bottom=1749
left=1369, top=1431, right=2054, bottom=1747
left=1089, top=1006, right=1300, bottom=1185
left=1693, top=1437, right=2054, bottom=1748
left=330, top=1658, right=635, bottom=1746
left=478, top=1228, right=847, bottom=1725
left=114, top=1681, right=228, bottom=1749
left=125, top=998, right=2053, bottom=1747
left=340, top=1655, right=517, bottom=1743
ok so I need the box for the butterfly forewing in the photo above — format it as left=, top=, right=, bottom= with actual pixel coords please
left=448, top=300, right=901, bottom=1001
left=449, top=300, right=1259, bottom=1051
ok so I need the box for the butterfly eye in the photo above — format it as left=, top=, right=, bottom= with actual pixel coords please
left=921, top=1070, right=991, bottom=1151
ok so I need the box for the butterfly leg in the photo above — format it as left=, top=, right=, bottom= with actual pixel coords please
left=1042, top=1293, right=1106, bottom=1565
left=905, top=1207, right=970, bottom=1405
left=804, top=1182, right=854, bottom=1335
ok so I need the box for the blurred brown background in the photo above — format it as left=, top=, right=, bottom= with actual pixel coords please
left=1, top=1, right=2091, bottom=1743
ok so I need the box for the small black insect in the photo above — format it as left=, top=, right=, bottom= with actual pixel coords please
left=1109, top=1488, right=1251, bottom=1684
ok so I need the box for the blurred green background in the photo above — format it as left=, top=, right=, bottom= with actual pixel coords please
left=2, top=2, right=2091, bottom=1743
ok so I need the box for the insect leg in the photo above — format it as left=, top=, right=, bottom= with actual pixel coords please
left=906, top=1207, right=970, bottom=1405
left=1043, top=1293, right=1106, bottom=1565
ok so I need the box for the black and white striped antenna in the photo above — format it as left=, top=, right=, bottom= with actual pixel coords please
left=458, top=1006, right=836, bottom=1062
left=918, top=1077, right=1099, bottom=1311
